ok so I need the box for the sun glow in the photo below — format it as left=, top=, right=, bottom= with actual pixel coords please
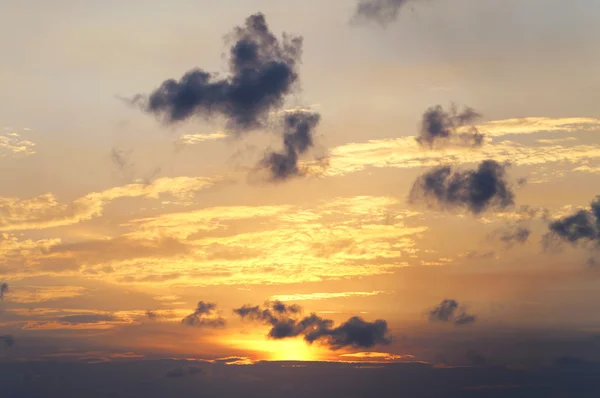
left=223, top=334, right=326, bottom=361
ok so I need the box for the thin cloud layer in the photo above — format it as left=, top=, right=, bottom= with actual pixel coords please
left=409, top=160, right=515, bottom=215
left=234, top=301, right=391, bottom=350
left=181, top=301, right=226, bottom=328
left=417, top=104, right=484, bottom=149
left=428, top=299, right=477, bottom=326
left=140, top=13, right=302, bottom=132
left=261, top=111, right=322, bottom=181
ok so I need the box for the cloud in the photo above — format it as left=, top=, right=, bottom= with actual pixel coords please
left=270, top=291, right=386, bottom=302
left=0, top=129, right=36, bottom=156
left=261, top=111, right=322, bottom=181
left=0, top=282, right=8, bottom=299
left=352, top=0, right=414, bottom=27
left=139, top=13, right=302, bottom=132
left=0, top=335, right=15, bottom=347
left=339, top=352, right=408, bottom=361
left=57, top=314, right=119, bottom=325
left=164, top=367, right=186, bottom=378
left=145, top=310, right=158, bottom=320
left=0, top=176, right=219, bottom=232
left=409, top=160, right=515, bottom=215
left=110, top=148, right=134, bottom=181
left=179, top=132, right=227, bottom=146
left=543, top=196, right=600, bottom=251
left=181, top=301, right=226, bottom=328
left=4, top=285, right=85, bottom=303
left=428, top=299, right=477, bottom=326
left=234, top=302, right=391, bottom=350
left=417, top=104, right=484, bottom=149
left=489, top=224, right=531, bottom=248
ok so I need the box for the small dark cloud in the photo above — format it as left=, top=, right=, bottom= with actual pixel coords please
left=181, top=301, right=226, bottom=328
left=417, top=104, right=484, bottom=149
left=234, top=302, right=391, bottom=350
left=187, top=366, right=202, bottom=375
left=0, top=282, right=8, bottom=299
left=138, top=13, right=302, bottom=132
left=428, top=299, right=477, bottom=326
left=57, top=314, right=117, bottom=324
left=352, top=0, right=414, bottom=27
left=261, top=111, right=322, bottom=181
left=0, top=335, right=15, bottom=347
left=409, top=160, right=515, bottom=215
left=145, top=310, right=158, bottom=320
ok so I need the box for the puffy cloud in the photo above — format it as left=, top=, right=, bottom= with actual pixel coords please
left=261, top=111, right=322, bottom=181
left=417, top=105, right=483, bottom=149
left=428, top=299, right=477, bottom=326
left=409, top=160, right=515, bottom=215
left=234, top=302, right=391, bottom=350
left=181, top=301, right=226, bottom=328
left=140, top=13, right=302, bottom=132
left=543, top=196, right=600, bottom=254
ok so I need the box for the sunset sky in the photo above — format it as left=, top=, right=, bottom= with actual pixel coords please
left=1, top=1, right=600, bottom=394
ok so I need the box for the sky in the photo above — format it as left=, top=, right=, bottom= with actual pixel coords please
left=1, top=0, right=600, bottom=395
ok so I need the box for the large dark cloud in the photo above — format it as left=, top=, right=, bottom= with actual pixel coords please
left=261, top=111, right=322, bottom=181
left=234, top=301, right=391, bottom=350
left=0, top=282, right=8, bottom=299
left=181, top=301, right=226, bottom=328
left=409, top=160, right=515, bottom=214
left=139, top=13, right=302, bottom=132
left=353, top=0, right=414, bottom=26
left=428, top=299, right=477, bottom=326
left=417, top=105, right=484, bottom=149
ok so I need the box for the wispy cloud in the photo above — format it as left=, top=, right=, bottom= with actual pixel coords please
left=0, top=129, right=36, bottom=156
left=179, top=132, right=227, bottom=146
left=271, top=291, right=387, bottom=302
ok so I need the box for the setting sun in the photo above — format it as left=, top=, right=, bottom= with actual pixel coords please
left=222, top=334, right=326, bottom=362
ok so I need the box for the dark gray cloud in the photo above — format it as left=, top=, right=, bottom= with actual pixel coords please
left=352, top=0, right=413, bottom=26
left=234, top=302, right=391, bottom=350
left=428, top=299, right=477, bottom=326
left=409, top=160, right=515, bottom=214
left=417, top=104, right=484, bottom=148
left=0, top=334, right=14, bottom=347
left=261, top=111, right=322, bottom=181
left=57, top=314, right=117, bottom=324
left=139, top=13, right=302, bottom=132
left=181, top=301, right=226, bottom=328
left=0, top=282, right=8, bottom=299
left=545, top=197, right=600, bottom=247
left=164, top=367, right=185, bottom=378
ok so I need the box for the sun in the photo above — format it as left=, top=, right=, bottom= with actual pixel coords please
left=222, top=333, right=325, bottom=361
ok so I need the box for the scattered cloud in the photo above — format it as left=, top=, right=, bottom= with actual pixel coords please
left=428, top=299, right=477, bottom=326
left=234, top=301, right=391, bottom=350
left=4, top=285, right=86, bottom=304
left=181, top=301, right=226, bottom=328
left=416, top=104, right=483, bottom=149
left=409, top=160, right=515, bottom=215
left=138, top=13, right=302, bottom=132
left=261, top=111, right=322, bottom=181
left=0, top=129, right=36, bottom=156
